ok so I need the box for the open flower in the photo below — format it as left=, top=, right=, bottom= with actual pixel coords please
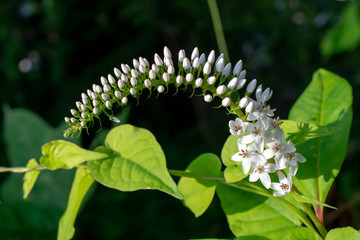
left=229, top=118, right=246, bottom=136
left=263, top=130, right=296, bottom=164
left=240, top=120, right=273, bottom=152
left=231, top=140, right=264, bottom=175
left=271, top=171, right=292, bottom=196
left=249, top=157, right=277, bottom=189
left=278, top=152, right=306, bottom=176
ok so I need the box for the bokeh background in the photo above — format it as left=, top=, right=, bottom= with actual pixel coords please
left=0, top=0, right=359, bottom=239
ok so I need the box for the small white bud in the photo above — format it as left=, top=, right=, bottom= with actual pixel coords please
left=64, top=117, right=70, bottom=122
left=95, top=85, right=103, bottom=93
left=186, top=73, right=193, bottom=82
left=163, top=72, right=170, bottom=82
left=233, top=60, right=243, bottom=76
left=111, top=116, right=120, bottom=123
left=222, top=63, right=232, bottom=77
left=154, top=53, right=163, bottom=66
left=130, top=88, right=136, bottom=95
left=133, top=59, right=140, bottom=69
left=256, top=84, right=263, bottom=99
left=236, top=78, right=247, bottom=90
left=121, top=97, right=128, bottom=104
left=215, top=53, right=224, bottom=65
left=164, top=56, right=173, bottom=67
left=164, top=46, right=172, bottom=58
left=239, top=97, right=248, bottom=108
left=227, top=77, right=238, bottom=90
left=267, top=90, right=273, bottom=101
left=222, top=97, right=231, bottom=107
left=144, top=79, right=151, bottom=88
left=199, top=53, right=206, bottom=65
left=93, top=108, right=99, bottom=115
left=81, top=112, right=87, bottom=119
left=114, top=68, right=121, bottom=78
left=191, top=47, right=199, bottom=60
left=151, top=64, right=159, bottom=73
left=81, top=93, right=88, bottom=99
left=115, top=91, right=121, bottom=98
left=108, top=74, right=116, bottom=85
left=216, top=85, right=226, bottom=95
left=208, top=50, right=215, bottom=64
left=101, top=93, right=109, bottom=101
left=157, top=85, right=165, bottom=93
left=70, top=117, right=77, bottom=123
left=149, top=70, right=156, bottom=80
left=121, top=74, right=128, bottom=82
left=246, top=79, right=257, bottom=94
left=82, top=97, right=88, bottom=105
left=87, top=89, right=93, bottom=98
left=100, top=76, right=108, bottom=85
left=103, top=84, right=111, bottom=92
left=216, top=58, right=225, bottom=73
left=80, top=104, right=87, bottom=111
left=105, top=101, right=112, bottom=108
left=168, top=65, right=175, bottom=75
left=203, top=62, right=211, bottom=75
left=76, top=101, right=81, bottom=108
left=239, top=70, right=246, bottom=79
left=138, top=64, right=146, bottom=74
left=130, top=77, right=137, bottom=86
left=245, top=101, right=254, bottom=113
left=192, top=57, right=200, bottom=69
left=204, top=94, right=213, bottom=102
left=140, top=57, right=149, bottom=67
left=92, top=99, right=99, bottom=107
left=121, top=64, right=131, bottom=74
left=263, top=87, right=270, bottom=99
left=70, top=109, right=77, bottom=117
left=118, top=80, right=124, bottom=89
left=91, top=92, right=97, bottom=100
left=207, top=76, right=216, bottom=85
left=81, top=121, right=86, bottom=127
left=178, top=49, right=186, bottom=62
left=176, top=75, right=183, bottom=84
left=183, top=57, right=191, bottom=70
left=131, top=69, right=138, bottom=78
left=92, top=84, right=97, bottom=92
left=195, top=78, right=203, bottom=87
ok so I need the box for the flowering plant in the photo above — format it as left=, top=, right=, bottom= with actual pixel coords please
left=1, top=46, right=358, bottom=240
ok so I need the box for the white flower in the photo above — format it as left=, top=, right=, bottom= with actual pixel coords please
left=222, top=97, right=231, bottom=107
left=278, top=152, right=306, bottom=176
left=271, top=171, right=292, bottom=196
left=231, top=141, right=263, bottom=175
left=263, top=130, right=296, bottom=164
left=229, top=118, right=246, bottom=136
left=240, top=120, right=272, bottom=152
left=249, top=157, right=277, bottom=189
left=204, top=94, right=212, bottom=102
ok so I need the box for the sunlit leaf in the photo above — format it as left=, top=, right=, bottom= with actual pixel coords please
left=283, top=227, right=321, bottom=240
left=178, top=153, right=221, bottom=217
left=22, top=159, right=41, bottom=199
left=325, top=227, right=360, bottom=240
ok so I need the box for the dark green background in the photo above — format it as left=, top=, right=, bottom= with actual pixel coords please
left=1, top=0, right=359, bottom=239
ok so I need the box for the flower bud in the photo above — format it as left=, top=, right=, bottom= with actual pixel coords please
left=130, top=77, right=137, bottom=86
left=207, top=76, right=216, bottom=85
left=246, top=79, right=257, bottom=94
left=233, top=60, right=243, bottom=76
left=204, top=94, right=212, bottom=102
left=81, top=93, right=88, bottom=100
left=168, top=65, right=175, bottom=75
left=164, top=46, right=172, bottom=58
left=239, top=97, right=248, bottom=108
left=82, top=97, right=88, bottom=105
left=70, top=109, right=77, bottom=116
left=92, top=99, right=99, bottom=107
left=245, top=101, right=254, bottom=113
left=114, top=68, right=121, bottom=78
left=183, top=57, right=191, bottom=70
left=222, top=63, right=232, bottom=77
left=115, top=91, right=121, bottom=98
left=236, top=78, right=246, bottom=90
left=100, top=76, right=108, bottom=85
left=71, top=117, right=77, bottom=123
left=222, top=97, right=231, bottom=107
left=152, top=64, right=159, bottom=73
left=101, top=93, right=109, bottom=101
left=199, top=53, right=206, bottom=66
left=216, top=58, right=225, bottom=73
left=87, top=89, right=93, bottom=98
left=81, top=112, right=87, bottom=119
left=178, top=49, right=186, bottom=62
left=138, top=64, right=146, bottom=74
left=64, top=117, right=70, bottom=122
left=91, top=92, right=97, bottom=100
left=106, top=101, right=112, bottom=108
left=149, top=70, right=156, bottom=80
left=139, top=57, right=149, bottom=67
left=81, top=121, right=86, bottom=127
left=215, top=53, right=224, bottom=65
left=121, top=64, right=131, bottom=74
left=103, top=84, right=111, bottom=92
left=111, top=116, right=120, bottom=123
left=227, top=77, right=238, bottom=90
left=208, top=50, right=215, bottom=64
left=192, top=57, right=200, bottom=69
left=195, top=78, right=203, bottom=87
left=186, top=73, right=193, bottom=82
left=239, top=70, right=246, bottom=79
left=163, top=72, right=170, bottom=82
left=176, top=75, right=183, bottom=84
left=118, top=80, right=124, bottom=89
left=144, top=79, right=151, bottom=88
left=93, top=108, right=99, bottom=115
left=121, top=97, right=128, bottom=104
left=154, top=53, right=163, bottom=66
left=76, top=101, right=81, bottom=108
left=191, top=47, right=199, bottom=60
left=121, top=74, right=128, bottom=83
left=80, top=104, right=87, bottom=111
left=131, top=69, right=139, bottom=78
left=164, top=57, right=173, bottom=67
left=130, top=88, right=136, bottom=95
left=96, top=85, right=103, bottom=93
left=203, top=62, right=211, bottom=75
left=216, top=85, right=226, bottom=95
left=158, top=85, right=165, bottom=93
left=133, top=59, right=140, bottom=69
left=108, top=74, right=116, bottom=85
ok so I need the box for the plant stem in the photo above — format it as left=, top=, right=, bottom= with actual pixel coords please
left=0, top=165, right=47, bottom=173
left=207, top=0, right=230, bottom=62
left=300, top=201, right=328, bottom=238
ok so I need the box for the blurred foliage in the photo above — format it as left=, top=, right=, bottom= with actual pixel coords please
left=0, top=0, right=360, bottom=239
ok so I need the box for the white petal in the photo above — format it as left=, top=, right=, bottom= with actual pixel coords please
left=240, top=134, right=255, bottom=144
left=273, top=191, right=286, bottom=197
left=249, top=172, right=259, bottom=182
left=265, top=163, right=277, bottom=173
left=263, top=149, right=275, bottom=159
left=277, top=171, right=286, bottom=183
left=254, top=135, right=264, bottom=153
left=260, top=173, right=271, bottom=189
left=296, top=153, right=306, bottom=163
left=289, top=161, right=299, bottom=176
left=271, top=182, right=282, bottom=191
left=242, top=159, right=251, bottom=175
left=231, top=152, right=243, bottom=162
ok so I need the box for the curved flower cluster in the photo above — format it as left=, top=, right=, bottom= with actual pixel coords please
left=64, top=46, right=250, bottom=137
left=229, top=92, right=306, bottom=196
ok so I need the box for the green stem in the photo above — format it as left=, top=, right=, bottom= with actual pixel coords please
left=207, top=0, right=230, bottom=62
left=0, top=165, right=47, bottom=173
left=300, top=201, right=328, bottom=238
left=169, top=169, right=323, bottom=239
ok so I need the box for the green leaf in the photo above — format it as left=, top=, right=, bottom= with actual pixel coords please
left=88, top=124, right=183, bottom=199
left=58, top=167, right=95, bottom=240
left=178, top=153, right=221, bottom=217
left=224, top=165, right=247, bottom=183
left=216, top=183, right=303, bottom=239
left=325, top=227, right=360, bottom=240
left=320, top=2, right=360, bottom=58
left=221, top=135, right=238, bottom=167
left=40, top=140, right=108, bottom=170
left=22, top=159, right=41, bottom=199
left=281, top=120, right=336, bottom=146
left=288, top=69, right=352, bottom=206
left=283, top=227, right=321, bottom=240
left=290, top=192, right=337, bottom=210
